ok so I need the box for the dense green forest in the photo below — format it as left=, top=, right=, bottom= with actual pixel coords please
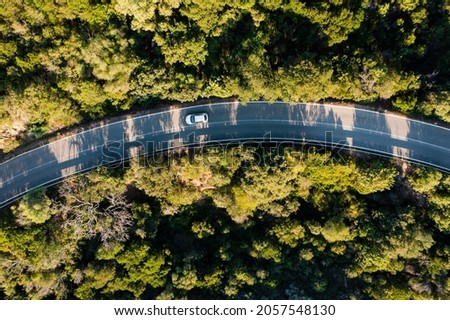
left=1, top=0, right=450, bottom=151
left=1, top=145, right=450, bottom=299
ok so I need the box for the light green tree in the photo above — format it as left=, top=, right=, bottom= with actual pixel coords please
left=191, top=221, right=215, bottom=239
left=171, top=263, right=199, bottom=291
left=250, top=240, right=282, bottom=263
left=353, top=162, right=397, bottom=195
left=269, top=219, right=305, bottom=248
left=74, top=264, right=116, bottom=299
left=320, top=218, right=356, bottom=243
left=154, top=29, right=209, bottom=66
left=12, top=188, right=55, bottom=225
left=114, top=0, right=159, bottom=31
left=407, top=167, right=442, bottom=194
left=106, top=244, right=169, bottom=298
left=417, top=91, right=450, bottom=122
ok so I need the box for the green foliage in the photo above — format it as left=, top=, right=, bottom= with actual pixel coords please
left=106, top=244, right=170, bottom=298
left=417, top=92, right=450, bottom=123
left=366, top=277, right=416, bottom=299
left=320, top=218, right=356, bottom=243
left=179, top=0, right=241, bottom=37
left=305, top=160, right=356, bottom=193
left=76, top=167, right=127, bottom=203
left=250, top=240, right=282, bottom=263
left=426, top=176, right=450, bottom=232
left=349, top=208, right=435, bottom=278
left=1, top=139, right=450, bottom=299
left=154, top=28, right=208, bottom=66
left=0, top=220, right=79, bottom=299
left=126, top=157, right=203, bottom=208
left=353, top=162, right=397, bottom=195
left=114, top=0, right=159, bottom=32
left=273, top=60, right=337, bottom=102
left=269, top=219, right=305, bottom=248
left=360, top=63, right=420, bottom=101
left=288, top=1, right=366, bottom=46
left=12, top=188, right=55, bottom=225
left=74, top=264, right=116, bottom=299
left=233, top=161, right=295, bottom=213
left=78, top=28, right=139, bottom=112
left=191, top=221, right=215, bottom=239
left=1, top=0, right=449, bottom=152
left=3, top=84, right=80, bottom=133
left=392, top=93, right=418, bottom=113
left=408, top=167, right=443, bottom=194
left=171, top=263, right=199, bottom=291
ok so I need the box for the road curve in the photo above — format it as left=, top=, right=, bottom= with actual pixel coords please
left=1, top=101, right=450, bottom=207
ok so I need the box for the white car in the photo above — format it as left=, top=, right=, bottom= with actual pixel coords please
left=185, top=113, right=209, bottom=125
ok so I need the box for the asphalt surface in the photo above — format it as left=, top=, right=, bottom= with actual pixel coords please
left=1, top=101, right=450, bottom=207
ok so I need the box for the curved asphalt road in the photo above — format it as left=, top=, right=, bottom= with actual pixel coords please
left=1, top=101, right=450, bottom=207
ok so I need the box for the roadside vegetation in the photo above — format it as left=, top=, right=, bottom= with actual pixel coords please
left=1, top=0, right=449, bottom=151
left=1, top=146, right=449, bottom=299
